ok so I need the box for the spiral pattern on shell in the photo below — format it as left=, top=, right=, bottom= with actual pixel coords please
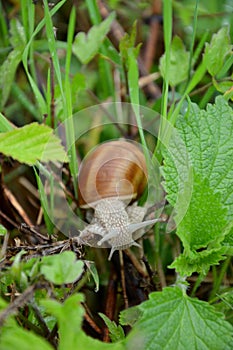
left=78, top=140, right=148, bottom=208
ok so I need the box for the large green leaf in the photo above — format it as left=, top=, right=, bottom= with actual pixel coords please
left=0, top=122, right=68, bottom=164
left=163, top=97, right=233, bottom=219
left=170, top=174, right=228, bottom=275
left=127, top=287, right=233, bottom=350
left=162, top=96, right=233, bottom=274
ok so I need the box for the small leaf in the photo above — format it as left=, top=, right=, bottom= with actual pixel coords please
left=159, top=36, right=190, bottom=86
left=213, top=78, right=233, bottom=99
left=85, top=261, right=99, bottom=292
left=170, top=247, right=227, bottom=276
left=204, top=27, right=231, bottom=76
left=40, top=251, right=84, bottom=285
left=0, top=224, right=7, bottom=235
left=119, top=21, right=138, bottom=67
left=72, top=13, right=115, bottom=64
left=120, top=306, right=142, bottom=327
left=0, top=122, right=68, bottom=165
left=127, top=287, right=233, bottom=350
left=99, top=313, right=125, bottom=342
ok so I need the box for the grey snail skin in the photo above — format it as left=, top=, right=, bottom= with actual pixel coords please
left=77, top=140, right=160, bottom=260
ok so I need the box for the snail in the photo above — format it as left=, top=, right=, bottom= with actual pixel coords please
left=78, top=140, right=160, bottom=259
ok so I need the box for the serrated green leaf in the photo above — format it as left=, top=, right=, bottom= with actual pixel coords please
left=127, top=287, right=233, bottom=350
left=170, top=247, right=227, bottom=276
left=72, top=13, right=115, bottom=64
left=40, top=251, right=84, bottom=285
left=99, top=313, right=125, bottom=342
left=42, top=294, right=124, bottom=350
left=163, top=96, right=233, bottom=220
left=204, top=27, right=231, bottom=76
left=162, top=96, right=233, bottom=273
left=0, top=122, right=68, bottom=165
left=159, top=36, right=190, bottom=86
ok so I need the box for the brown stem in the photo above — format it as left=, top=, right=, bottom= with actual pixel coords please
left=143, top=0, right=162, bottom=71
left=103, top=268, right=118, bottom=342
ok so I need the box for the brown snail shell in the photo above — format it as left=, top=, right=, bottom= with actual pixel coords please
left=78, top=140, right=148, bottom=208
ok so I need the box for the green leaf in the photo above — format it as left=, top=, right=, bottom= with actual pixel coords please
left=9, top=18, right=26, bottom=48
left=0, top=122, right=68, bottom=165
left=159, top=36, right=190, bottom=86
left=119, top=21, right=139, bottom=68
left=99, top=313, right=125, bottom=342
left=203, top=27, right=231, bottom=76
left=0, top=296, right=53, bottom=350
left=42, top=294, right=124, bottom=350
left=163, top=96, right=233, bottom=273
left=85, top=261, right=99, bottom=292
left=163, top=97, right=233, bottom=220
left=40, top=251, right=84, bottom=285
left=34, top=167, right=55, bottom=235
left=0, top=224, right=7, bottom=235
left=72, top=12, right=115, bottom=64
left=119, top=306, right=142, bottom=327
left=0, top=19, right=26, bottom=108
left=176, top=175, right=227, bottom=251
left=213, top=78, right=233, bottom=98
left=0, top=113, right=14, bottom=132
left=0, top=324, right=53, bottom=350
left=170, top=247, right=227, bottom=276
left=0, top=49, right=23, bottom=108
left=127, top=287, right=233, bottom=350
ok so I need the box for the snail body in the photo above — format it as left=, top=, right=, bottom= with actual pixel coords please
left=78, top=140, right=159, bottom=259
